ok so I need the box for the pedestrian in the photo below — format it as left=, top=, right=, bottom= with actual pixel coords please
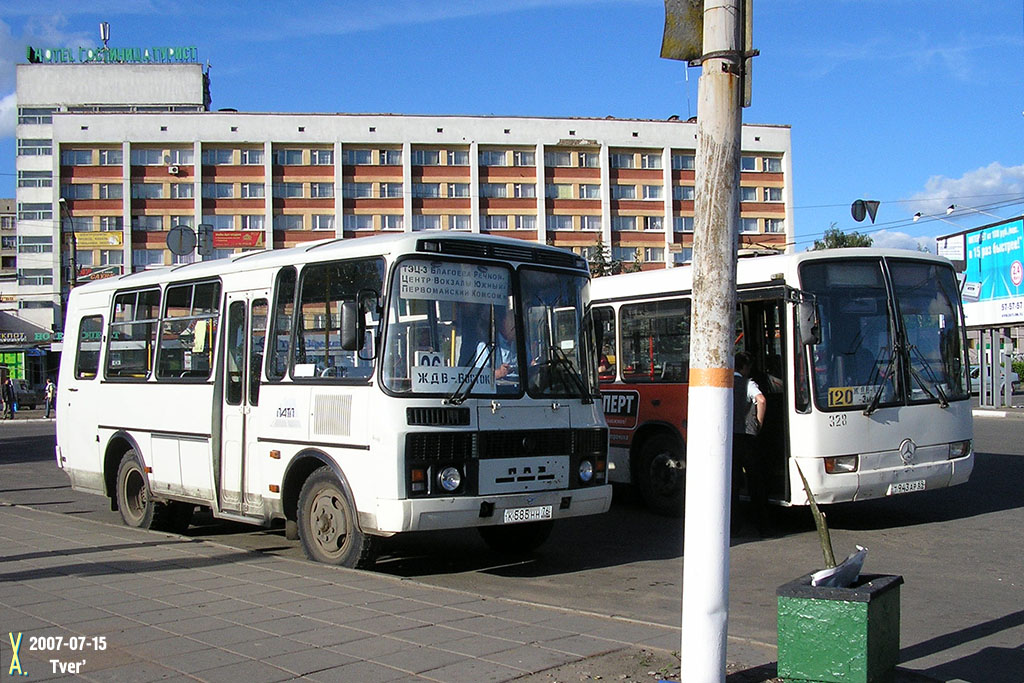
left=44, top=378, right=56, bottom=419
left=731, top=351, right=767, bottom=536
left=2, top=378, right=16, bottom=420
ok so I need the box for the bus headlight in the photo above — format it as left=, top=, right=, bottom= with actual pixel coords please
left=823, top=455, right=858, bottom=474
left=948, top=440, right=972, bottom=460
left=578, top=459, right=594, bottom=483
left=438, top=466, right=462, bottom=493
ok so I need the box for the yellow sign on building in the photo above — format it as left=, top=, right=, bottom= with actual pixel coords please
left=74, top=232, right=124, bottom=249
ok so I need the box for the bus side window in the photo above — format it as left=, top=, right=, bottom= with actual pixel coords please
left=267, top=267, right=297, bottom=381
left=593, top=306, right=616, bottom=380
left=106, top=288, right=161, bottom=380
left=75, top=315, right=104, bottom=380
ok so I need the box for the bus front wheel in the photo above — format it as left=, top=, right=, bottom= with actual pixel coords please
left=297, top=467, right=378, bottom=569
left=636, top=434, right=685, bottom=517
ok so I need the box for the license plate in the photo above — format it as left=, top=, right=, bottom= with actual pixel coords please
left=887, top=480, right=925, bottom=495
left=503, top=505, right=553, bottom=524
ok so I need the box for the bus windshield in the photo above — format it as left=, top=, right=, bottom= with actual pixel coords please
left=381, top=259, right=594, bottom=399
left=801, top=258, right=968, bottom=411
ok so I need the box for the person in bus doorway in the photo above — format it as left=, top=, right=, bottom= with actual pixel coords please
left=44, top=378, right=56, bottom=419
left=732, top=351, right=768, bottom=537
left=2, top=378, right=16, bottom=420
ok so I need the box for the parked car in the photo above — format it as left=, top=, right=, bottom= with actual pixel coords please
left=7, top=379, right=44, bottom=409
left=969, top=365, right=1019, bottom=395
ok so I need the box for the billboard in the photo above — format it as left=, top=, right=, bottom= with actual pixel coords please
left=942, top=217, right=1024, bottom=327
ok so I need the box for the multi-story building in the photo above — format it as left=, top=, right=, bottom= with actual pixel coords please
left=0, top=199, right=13, bottom=278
left=9, top=57, right=793, bottom=376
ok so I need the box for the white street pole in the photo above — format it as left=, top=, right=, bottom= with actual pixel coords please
left=681, top=1, right=743, bottom=680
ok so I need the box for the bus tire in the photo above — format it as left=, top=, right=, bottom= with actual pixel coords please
left=297, top=467, right=378, bottom=569
left=478, top=520, right=554, bottom=554
left=115, top=449, right=156, bottom=529
left=636, top=434, right=685, bottom=517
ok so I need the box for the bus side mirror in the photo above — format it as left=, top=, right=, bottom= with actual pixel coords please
left=797, top=301, right=820, bottom=346
left=340, top=301, right=364, bottom=351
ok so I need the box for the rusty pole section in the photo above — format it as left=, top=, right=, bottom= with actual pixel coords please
left=680, top=0, right=743, bottom=680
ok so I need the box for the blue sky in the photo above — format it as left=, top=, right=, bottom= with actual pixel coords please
left=1, top=0, right=1023, bottom=251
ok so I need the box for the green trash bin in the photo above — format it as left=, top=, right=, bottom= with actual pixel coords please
left=776, top=573, right=903, bottom=683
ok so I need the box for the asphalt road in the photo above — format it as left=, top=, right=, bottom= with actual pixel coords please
left=1, top=415, right=1021, bottom=682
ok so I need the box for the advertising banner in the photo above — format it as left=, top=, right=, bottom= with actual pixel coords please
left=961, top=218, right=1024, bottom=326
left=211, top=231, right=265, bottom=249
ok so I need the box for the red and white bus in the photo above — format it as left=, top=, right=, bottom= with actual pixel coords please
left=591, top=248, right=974, bottom=515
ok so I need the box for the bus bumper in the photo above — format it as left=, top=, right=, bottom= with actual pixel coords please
left=367, top=485, right=613, bottom=534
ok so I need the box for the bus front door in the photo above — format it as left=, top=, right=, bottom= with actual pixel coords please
left=219, top=294, right=269, bottom=517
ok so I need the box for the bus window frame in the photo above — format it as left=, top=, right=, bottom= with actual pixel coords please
left=104, top=286, right=162, bottom=382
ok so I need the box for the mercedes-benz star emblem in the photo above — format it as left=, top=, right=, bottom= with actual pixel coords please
left=898, top=438, right=917, bottom=465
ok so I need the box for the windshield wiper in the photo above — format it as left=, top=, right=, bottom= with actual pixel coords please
left=445, top=342, right=493, bottom=405
left=907, top=345, right=949, bottom=408
left=548, top=345, right=593, bottom=404
left=863, top=346, right=898, bottom=416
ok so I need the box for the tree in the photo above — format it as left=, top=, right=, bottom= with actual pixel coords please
left=588, top=235, right=621, bottom=277
left=811, top=224, right=873, bottom=250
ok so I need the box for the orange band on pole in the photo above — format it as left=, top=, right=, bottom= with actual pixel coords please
left=689, top=367, right=734, bottom=388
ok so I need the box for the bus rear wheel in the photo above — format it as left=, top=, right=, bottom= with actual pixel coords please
left=478, top=520, right=554, bottom=554
left=116, top=450, right=155, bottom=529
left=636, top=434, right=685, bottom=517
left=297, top=467, right=378, bottom=569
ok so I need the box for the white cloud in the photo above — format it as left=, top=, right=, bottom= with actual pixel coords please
left=0, top=15, right=92, bottom=93
left=0, top=91, right=15, bottom=137
left=907, top=162, right=1024, bottom=218
left=870, top=229, right=933, bottom=253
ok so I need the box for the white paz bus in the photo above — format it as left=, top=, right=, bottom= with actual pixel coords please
left=591, top=248, right=974, bottom=515
left=57, top=232, right=611, bottom=567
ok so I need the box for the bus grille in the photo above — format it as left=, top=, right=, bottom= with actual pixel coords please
left=405, top=428, right=607, bottom=461
left=405, top=432, right=476, bottom=461
left=406, top=407, right=470, bottom=426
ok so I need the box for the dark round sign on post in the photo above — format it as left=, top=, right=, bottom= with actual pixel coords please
left=851, top=200, right=866, bottom=222
left=167, top=225, right=197, bottom=256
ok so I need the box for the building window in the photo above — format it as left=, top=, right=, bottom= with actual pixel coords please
left=740, top=187, right=757, bottom=202
left=98, top=149, right=123, bottom=166
left=578, top=152, right=600, bottom=168
left=17, top=203, right=52, bottom=221
left=61, top=149, right=93, bottom=166
left=274, top=215, right=303, bottom=230
left=273, top=182, right=304, bottom=198
left=133, top=250, right=164, bottom=268
left=343, top=182, right=373, bottom=198
left=479, top=150, right=507, bottom=167
left=613, top=246, right=638, bottom=262
left=240, top=183, right=264, bottom=199
left=132, top=215, right=163, bottom=231
left=380, top=182, right=403, bottom=199
left=764, top=157, right=783, bottom=173
left=17, top=139, right=52, bottom=156
left=343, top=214, right=373, bottom=230
left=740, top=156, right=758, bottom=172
left=673, top=248, right=694, bottom=265
left=674, top=216, right=694, bottom=232
left=311, top=214, right=335, bottom=230
left=450, top=214, right=471, bottom=230
left=240, top=215, right=265, bottom=230
left=61, top=184, right=94, bottom=200
left=644, top=247, right=665, bottom=262
left=741, top=218, right=759, bottom=233
left=100, top=216, right=123, bottom=231
left=579, top=184, right=600, bottom=199
left=611, top=185, right=636, bottom=200
left=447, top=183, right=470, bottom=198
left=311, top=149, right=334, bottom=165
left=765, top=187, right=783, bottom=202
left=381, top=214, right=404, bottom=230
left=514, top=215, right=536, bottom=230
left=672, top=153, right=695, bottom=170
left=202, top=183, right=234, bottom=199
left=412, top=183, right=441, bottom=198
left=513, top=183, right=536, bottom=198
left=18, top=268, right=53, bottom=286
left=100, top=250, right=124, bottom=266
left=481, top=183, right=507, bottom=199
left=512, top=150, right=535, bottom=166
left=380, top=149, right=402, bottom=166
left=240, top=148, right=264, bottom=165
left=613, top=215, right=637, bottom=231
left=203, top=215, right=234, bottom=231
left=18, top=236, right=53, bottom=253
left=642, top=185, right=663, bottom=200
left=674, top=185, right=695, bottom=201
left=310, top=182, right=334, bottom=198
left=202, top=148, right=234, bottom=165
left=169, top=148, right=194, bottom=165
left=482, top=215, right=509, bottom=230
left=17, top=107, right=54, bottom=124
left=17, top=170, right=52, bottom=188
left=546, top=184, right=572, bottom=199
left=765, top=218, right=785, bottom=233
left=412, top=215, right=441, bottom=231
left=170, top=215, right=194, bottom=229
left=447, top=150, right=469, bottom=166
left=411, top=149, right=440, bottom=166
left=546, top=215, right=573, bottom=231
left=98, top=183, right=124, bottom=199
left=544, top=151, right=572, bottom=167
left=642, top=216, right=663, bottom=231
left=640, top=153, right=662, bottom=169
left=274, top=149, right=303, bottom=165
left=581, top=215, right=602, bottom=231
left=343, top=148, right=373, bottom=165
left=132, top=184, right=164, bottom=200
left=609, top=153, right=634, bottom=169
left=130, top=148, right=164, bottom=166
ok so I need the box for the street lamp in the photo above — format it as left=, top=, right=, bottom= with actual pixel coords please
left=57, top=198, right=78, bottom=330
left=946, top=204, right=1001, bottom=220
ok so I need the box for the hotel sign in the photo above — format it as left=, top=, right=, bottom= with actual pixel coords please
left=26, top=45, right=199, bottom=65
